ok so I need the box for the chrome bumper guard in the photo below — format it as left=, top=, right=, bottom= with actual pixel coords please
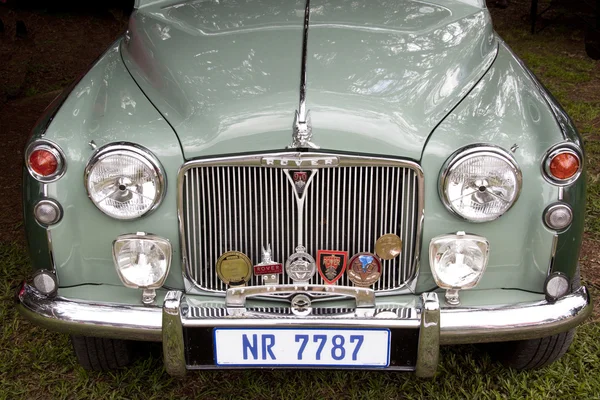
left=17, top=283, right=592, bottom=377
left=225, top=284, right=376, bottom=308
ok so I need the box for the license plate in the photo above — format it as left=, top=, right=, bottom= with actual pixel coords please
left=213, top=328, right=390, bottom=367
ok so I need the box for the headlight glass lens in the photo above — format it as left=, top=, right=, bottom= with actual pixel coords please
left=113, top=234, right=172, bottom=289
left=86, top=146, right=164, bottom=220
left=429, top=232, right=490, bottom=289
left=442, top=148, right=521, bottom=222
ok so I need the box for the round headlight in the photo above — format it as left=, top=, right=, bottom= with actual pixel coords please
left=85, top=144, right=165, bottom=220
left=440, top=146, right=522, bottom=222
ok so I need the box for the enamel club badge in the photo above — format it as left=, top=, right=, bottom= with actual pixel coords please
left=348, top=252, right=382, bottom=287
left=316, top=250, right=348, bottom=285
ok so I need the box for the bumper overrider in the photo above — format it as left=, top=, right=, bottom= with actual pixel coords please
left=17, top=282, right=592, bottom=377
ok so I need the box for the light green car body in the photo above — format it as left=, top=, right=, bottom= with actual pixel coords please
left=23, top=0, right=584, bottom=327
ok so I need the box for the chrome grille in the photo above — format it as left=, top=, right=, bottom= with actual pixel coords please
left=180, top=154, right=422, bottom=294
left=186, top=306, right=412, bottom=319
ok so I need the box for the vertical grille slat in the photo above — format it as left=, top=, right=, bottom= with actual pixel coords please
left=182, top=163, right=420, bottom=293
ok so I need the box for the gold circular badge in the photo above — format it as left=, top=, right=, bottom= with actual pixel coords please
left=375, top=234, right=402, bottom=260
left=216, top=251, right=252, bottom=286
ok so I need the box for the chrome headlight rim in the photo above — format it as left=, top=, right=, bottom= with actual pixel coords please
left=84, top=142, right=166, bottom=220
left=439, top=144, right=523, bottom=223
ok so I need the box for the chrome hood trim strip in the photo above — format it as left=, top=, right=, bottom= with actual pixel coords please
left=290, top=0, right=318, bottom=149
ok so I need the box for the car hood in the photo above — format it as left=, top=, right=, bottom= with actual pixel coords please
left=122, top=0, right=497, bottom=161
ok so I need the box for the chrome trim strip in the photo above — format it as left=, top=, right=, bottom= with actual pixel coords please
left=17, top=283, right=162, bottom=342
left=46, top=229, right=57, bottom=282
left=415, top=293, right=440, bottom=378
left=163, top=291, right=186, bottom=377
left=177, top=151, right=425, bottom=297
left=43, top=181, right=58, bottom=281
left=289, top=0, right=318, bottom=149
left=547, top=233, right=559, bottom=276
left=225, top=284, right=376, bottom=308
left=36, top=182, right=58, bottom=281
left=298, top=0, right=310, bottom=122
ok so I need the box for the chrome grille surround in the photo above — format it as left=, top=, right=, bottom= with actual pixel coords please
left=177, top=152, right=424, bottom=297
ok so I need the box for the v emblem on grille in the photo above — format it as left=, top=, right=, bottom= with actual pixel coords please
left=284, top=169, right=317, bottom=201
left=283, top=169, right=317, bottom=247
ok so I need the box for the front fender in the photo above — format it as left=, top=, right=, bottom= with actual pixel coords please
left=417, top=40, right=580, bottom=293
left=26, top=39, right=185, bottom=290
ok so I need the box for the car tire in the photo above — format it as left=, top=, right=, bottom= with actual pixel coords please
left=486, top=268, right=581, bottom=370
left=70, top=335, right=134, bottom=371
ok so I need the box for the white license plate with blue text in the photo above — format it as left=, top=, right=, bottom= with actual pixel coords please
left=213, top=328, right=390, bottom=367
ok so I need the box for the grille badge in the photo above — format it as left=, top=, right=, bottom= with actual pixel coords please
left=293, top=171, right=309, bottom=197
left=216, top=251, right=252, bottom=287
left=348, top=253, right=382, bottom=288
left=291, top=294, right=312, bottom=316
left=317, top=250, right=348, bottom=285
left=375, top=234, right=403, bottom=260
left=285, top=245, right=316, bottom=283
left=253, top=244, right=282, bottom=285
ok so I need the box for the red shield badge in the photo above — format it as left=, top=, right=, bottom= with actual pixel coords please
left=316, top=250, right=348, bottom=285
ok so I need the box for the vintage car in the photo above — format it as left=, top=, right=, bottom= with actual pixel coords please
left=17, top=0, right=591, bottom=376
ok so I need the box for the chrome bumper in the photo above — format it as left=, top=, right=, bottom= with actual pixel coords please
left=17, top=283, right=592, bottom=377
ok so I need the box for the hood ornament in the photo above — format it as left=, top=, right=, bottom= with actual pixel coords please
left=289, top=0, right=319, bottom=150
left=291, top=111, right=318, bottom=149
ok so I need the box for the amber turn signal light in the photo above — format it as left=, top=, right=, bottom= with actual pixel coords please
left=549, top=153, right=579, bottom=180
left=543, top=145, right=582, bottom=185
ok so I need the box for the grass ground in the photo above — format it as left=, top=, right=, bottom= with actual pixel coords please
left=1, top=1, right=600, bottom=399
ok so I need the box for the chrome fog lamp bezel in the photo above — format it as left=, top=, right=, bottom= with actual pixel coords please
left=429, top=232, right=490, bottom=290
left=112, top=232, right=172, bottom=290
left=542, top=143, right=583, bottom=186
left=543, top=203, right=573, bottom=231
left=33, top=198, right=63, bottom=226
left=439, top=145, right=522, bottom=223
left=84, top=143, right=166, bottom=220
left=25, top=139, right=67, bottom=182
left=544, top=272, right=570, bottom=302
left=32, top=270, right=58, bottom=296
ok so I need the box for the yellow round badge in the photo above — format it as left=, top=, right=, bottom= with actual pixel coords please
left=216, top=251, right=252, bottom=286
left=375, top=234, right=403, bottom=260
